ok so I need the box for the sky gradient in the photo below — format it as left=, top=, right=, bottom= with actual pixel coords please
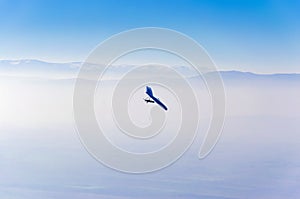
left=0, top=0, right=299, bottom=73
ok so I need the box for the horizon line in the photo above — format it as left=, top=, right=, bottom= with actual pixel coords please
left=0, top=58, right=299, bottom=76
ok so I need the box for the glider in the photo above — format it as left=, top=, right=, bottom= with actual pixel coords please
left=144, top=86, right=168, bottom=111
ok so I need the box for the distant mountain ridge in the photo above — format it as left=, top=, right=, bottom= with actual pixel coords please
left=0, top=59, right=299, bottom=81
left=0, top=59, right=80, bottom=71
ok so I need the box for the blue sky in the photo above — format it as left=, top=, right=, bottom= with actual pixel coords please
left=0, top=0, right=299, bottom=73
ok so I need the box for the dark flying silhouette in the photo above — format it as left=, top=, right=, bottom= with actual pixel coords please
left=144, top=86, right=168, bottom=111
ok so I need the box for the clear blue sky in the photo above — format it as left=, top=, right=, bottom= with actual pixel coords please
left=0, top=0, right=299, bottom=73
